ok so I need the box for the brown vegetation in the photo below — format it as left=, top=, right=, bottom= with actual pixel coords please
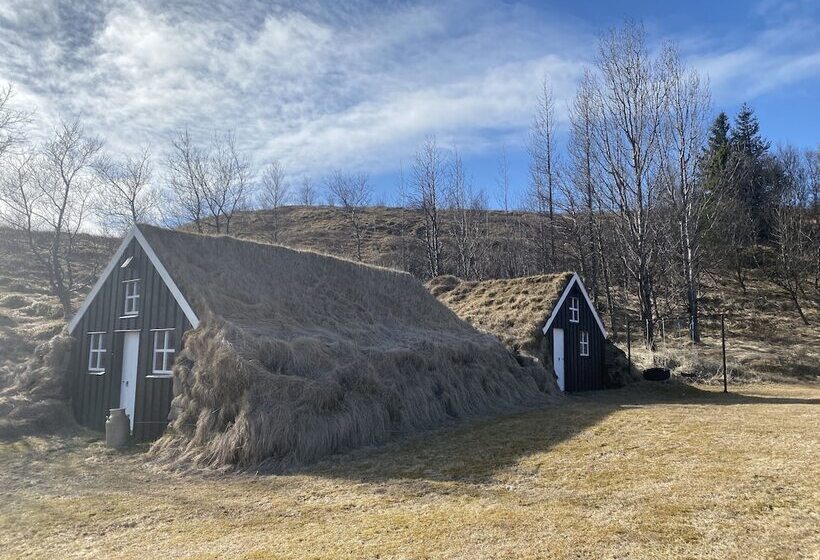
left=427, top=273, right=573, bottom=354
left=0, top=228, right=114, bottom=438
left=1, top=381, right=817, bottom=559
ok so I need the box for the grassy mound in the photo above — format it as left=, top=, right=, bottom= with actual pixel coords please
left=142, top=227, right=554, bottom=471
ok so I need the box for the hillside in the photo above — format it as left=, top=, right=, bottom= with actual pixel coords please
left=208, top=205, right=820, bottom=383
left=0, top=230, right=117, bottom=436
left=0, top=203, right=817, bottom=421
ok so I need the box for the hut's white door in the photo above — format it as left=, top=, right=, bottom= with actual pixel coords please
left=553, top=328, right=565, bottom=391
left=119, top=332, right=139, bottom=432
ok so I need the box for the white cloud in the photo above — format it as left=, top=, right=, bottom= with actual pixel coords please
left=0, top=0, right=816, bottom=184
left=686, top=17, right=820, bottom=102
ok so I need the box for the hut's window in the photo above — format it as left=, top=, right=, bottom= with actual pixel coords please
left=120, top=256, right=133, bottom=268
left=569, top=296, right=580, bottom=323
left=88, top=332, right=106, bottom=373
left=123, top=279, right=140, bottom=316
left=152, top=330, right=176, bottom=375
left=579, top=330, right=590, bottom=356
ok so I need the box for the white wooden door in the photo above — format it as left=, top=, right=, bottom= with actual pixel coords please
left=553, top=328, right=565, bottom=392
left=119, top=332, right=139, bottom=432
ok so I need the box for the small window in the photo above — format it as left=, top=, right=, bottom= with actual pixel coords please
left=152, top=330, right=176, bottom=375
left=88, top=333, right=106, bottom=373
left=120, top=256, right=133, bottom=268
left=569, top=296, right=580, bottom=323
left=580, top=330, right=590, bottom=357
left=123, top=279, right=140, bottom=316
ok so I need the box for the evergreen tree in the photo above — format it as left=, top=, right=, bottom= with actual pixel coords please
left=703, top=112, right=731, bottom=187
left=731, top=103, right=770, bottom=160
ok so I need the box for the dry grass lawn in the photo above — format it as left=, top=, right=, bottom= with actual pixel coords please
left=1, top=381, right=817, bottom=559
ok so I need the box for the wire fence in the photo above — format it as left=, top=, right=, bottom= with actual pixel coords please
left=626, top=313, right=728, bottom=392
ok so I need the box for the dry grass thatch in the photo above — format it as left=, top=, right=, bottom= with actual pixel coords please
left=0, top=331, right=76, bottom=439
left=427, top=273, right=574, bottom=356
left=139, top=226, right=554, bottom=470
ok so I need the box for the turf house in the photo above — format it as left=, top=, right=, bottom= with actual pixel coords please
left=429, top=273, right=622, bottom=392
left=66, top=225, right=556, bottom=469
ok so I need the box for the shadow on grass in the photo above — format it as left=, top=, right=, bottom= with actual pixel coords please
left=308, top=381, right=819, bottom=486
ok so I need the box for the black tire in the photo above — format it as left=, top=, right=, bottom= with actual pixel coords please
left=643, top=367, right=671, bottom=381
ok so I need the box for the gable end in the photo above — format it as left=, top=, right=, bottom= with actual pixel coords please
left=541, top=273, right=607, bottom=337
left=68, top=226, right=200, bottom=333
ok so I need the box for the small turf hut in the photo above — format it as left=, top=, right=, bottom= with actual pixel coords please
left=429, top=273, right=620, bottom=392
left=67, top=225, right=553, bottom=469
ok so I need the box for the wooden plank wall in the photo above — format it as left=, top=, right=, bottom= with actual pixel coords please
left=70, top=237, right=190, bottom=441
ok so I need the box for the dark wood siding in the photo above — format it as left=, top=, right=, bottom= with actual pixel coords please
left=69, top=237, right=190, bottom=441
left=545, top=282, right=606, bottom=392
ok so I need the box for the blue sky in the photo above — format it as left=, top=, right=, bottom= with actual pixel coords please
left=0, top=0, right=817, bottom=207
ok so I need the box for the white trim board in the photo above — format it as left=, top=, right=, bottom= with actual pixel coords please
left=68, top=226, right=200, bottom=333
left=541, top=273, right=607, bottom=338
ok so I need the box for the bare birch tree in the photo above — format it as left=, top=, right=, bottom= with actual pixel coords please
left=0, top=120, right=101, bottom=317
left=206, top=131, right=251, bottom=234
left=770, top=146, right=816, bottom=324
left=165, top=129, right=207, bottom=232
left=93, top=146, right=158, bottom=234
left=446, top=151, right=484, bottom=279
left=297, top=177, right=317, bottom=206
left=0, top=84, right=29, bottom=160
left=589, top=22, right=668, bottom=346
left=660, top=46, right=712, bottom=342
left=528, top=79, right=558, bottom=272
left=326, top=170, right=371, bottom=261
left=259, top=160, right=290, bottom=242
left=165, top=129, right=250, bottom=233
left=412, top=136, right=445, bottom=277
left=567, top=71, right=606, bottom=302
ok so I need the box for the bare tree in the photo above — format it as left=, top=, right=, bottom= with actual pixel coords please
left=565, top=70, right=621, bottom=335
left=165, top=129, right=207, bottom=232
left=297, top=177, right=317, bottom=206
left=165, top=129, right=250, bottom=234
left=206, top=131, right=251, bottom=234
left=326, top=170, right=371, bottom=261
left=412, top=136, right=446, bottom=277
left=528, top=79, right=559, bottom=272
left=497, top=146, right=522, bottom=277
left=259, top=160, right=290, bottom=242
left=93, top=146, right=157, bottom=234
left=589, top=22, right=668, bottom=346
left=770, top=146, right=816, bottom=324
left=0, top=84, right=29, bottom=160
left=0, top=120, right=101, bottom=317
left=660, top=46, right=713, bottom=342
left=806, top=148, right=820, bottom=298
left=446, top=151, right=484, bottom=279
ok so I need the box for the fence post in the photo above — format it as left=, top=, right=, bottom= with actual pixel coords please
left=721, top=313, right=728, bottom=393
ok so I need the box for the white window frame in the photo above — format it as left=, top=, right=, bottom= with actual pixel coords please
left=122, top=279, right=140, bottom=317
left=151, top=329, right=175, bottom=376
left=569, top=296, right=580, bottom=323
left=88, top=332, right=106, bottom=374
left=580, top=330, right=590, bottom=357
